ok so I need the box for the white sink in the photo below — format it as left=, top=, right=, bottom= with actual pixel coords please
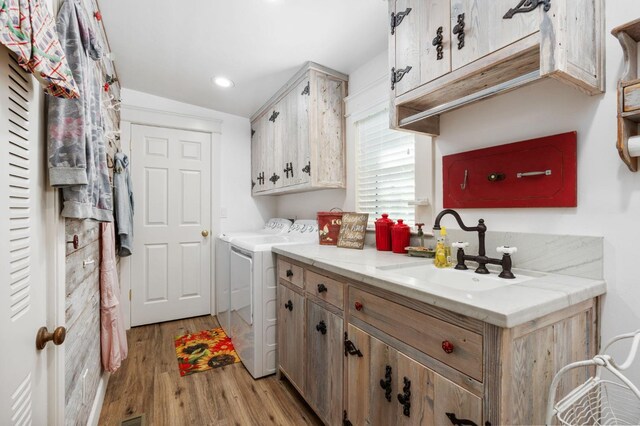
left=377, top=263, right=537, bottom=292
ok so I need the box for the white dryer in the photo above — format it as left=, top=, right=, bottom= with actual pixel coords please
left=215, top=218, right=292, bottom=336
left=229, top=220, right=318, bottom=379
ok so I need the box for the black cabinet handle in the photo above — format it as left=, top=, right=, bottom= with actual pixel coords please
left=286, top=269, right=293, bottom=278
left=284, top=300, right=293, bottom=311
left=301, top=81, right=310, bottom=96
left=269, top=173, right=280, bottom=184
left=432, top=26, right=444, bottom=60
left=284, top=162, right=293, bottom=178
left=317, top=283, right=328, bottom=293
left=445, top=412, right=479, bottom=426
left=257, top=172, right=265, bottom=185
left=397, top=377, right=411, bottom=417
left=390, top=8, right=412, bottom=34
left=379, top=365, right=393, bottom=402
left=452, top=13, right=465, bottom=50
left=316, top=320, right=327, bottom=335
left=268, top=110, right=280, bottom=122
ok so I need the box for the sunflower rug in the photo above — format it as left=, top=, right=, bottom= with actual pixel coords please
left=174, top=327, right=240, bottom=376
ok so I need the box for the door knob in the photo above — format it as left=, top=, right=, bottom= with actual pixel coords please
left=201, top=230, right=209, bottom=237
left=36, top=326, right=66, bottom=350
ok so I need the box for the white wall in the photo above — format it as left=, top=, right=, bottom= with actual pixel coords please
left=121, top=89, right=276, bottom=232
left=432, top=1, right=640, bottom=383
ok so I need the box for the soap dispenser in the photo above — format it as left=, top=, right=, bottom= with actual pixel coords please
left=434, top=226, right=452, bottom=268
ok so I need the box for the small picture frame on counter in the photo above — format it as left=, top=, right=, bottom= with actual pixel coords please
left=337, top=213, right=369, bottom=250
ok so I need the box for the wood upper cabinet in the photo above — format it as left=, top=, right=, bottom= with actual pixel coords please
left=305, top=300, right=343, bottom=425
left=250, top=62, right=347, bottom=195
left=277, top=283, right=305, bottom=392
left=250, top=114, right=267, bottom=194
left=389, top=0, right=605, bottom=135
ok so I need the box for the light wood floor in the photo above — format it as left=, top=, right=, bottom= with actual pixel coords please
left=98, top=315, right=321, bottom=426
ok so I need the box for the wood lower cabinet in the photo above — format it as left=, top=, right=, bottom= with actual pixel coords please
left=276, top=255, right=598, bottom=426
left=277, top=283, right=305, bottom=392
left=346, top=324, right=481, bottom=426
left=305, top=301, right=344, bottom=425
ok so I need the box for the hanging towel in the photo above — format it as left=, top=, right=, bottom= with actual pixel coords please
left=0, top=0, right=79, bottom=98
left=100, top=222, right=128, bottom=373
left=47, top=0, right=113, bottom=221
left=113, top=152, right=134, bottom=256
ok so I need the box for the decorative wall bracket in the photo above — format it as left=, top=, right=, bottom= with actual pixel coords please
left=251, top=128, right=255, bottom=137
left=503, top=0, right=551, bottom=19
left=302, top=161, right=311, bottom=176
left=268, top=110, right=280, bottom=122
left=391, top=66, right=412, bottom=90
left=390, top=8, right=412, bottom=35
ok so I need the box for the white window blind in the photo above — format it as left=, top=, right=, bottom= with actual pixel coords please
left=356, top=110, right=415, bottom=227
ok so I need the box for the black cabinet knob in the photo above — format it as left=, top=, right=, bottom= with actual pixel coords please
left=316, top=320, right=327, bottom=335
left=317, top=283, right=328, bottom=293
left=284, top=300, right=293, bottom=311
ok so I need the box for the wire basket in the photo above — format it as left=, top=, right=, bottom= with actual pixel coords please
left=547, top=330, right=640, bottom=425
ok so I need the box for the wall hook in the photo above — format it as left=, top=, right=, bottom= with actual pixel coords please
left=460, top=169, right=468, bottom=190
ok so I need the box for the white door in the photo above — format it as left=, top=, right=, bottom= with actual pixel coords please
left=131, top=125, right=212, bottom=326
left=0, top=50, right=60, bottom=425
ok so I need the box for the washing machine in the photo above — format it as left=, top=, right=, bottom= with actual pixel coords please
left=215, top=218, right=292, bottom=336
left=229, top=220, right=318, bottom=378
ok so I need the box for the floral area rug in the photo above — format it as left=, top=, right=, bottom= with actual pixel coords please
left=174, top=327, right=240, bottom=376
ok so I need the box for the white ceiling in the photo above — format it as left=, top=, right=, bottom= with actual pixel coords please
left=99, top=0, right=389, bottom=118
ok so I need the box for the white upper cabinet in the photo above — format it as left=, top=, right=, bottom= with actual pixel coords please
left=389, top=0, right=605, bottom=136
left=251, top=62, right=347, bottom=196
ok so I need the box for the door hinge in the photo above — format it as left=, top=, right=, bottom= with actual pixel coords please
left=129, top=289, right=132, bottom=301
left=343, top=410, right=352, bottom=426
left=344, top=332, right=363, bottom=357
left=390, top=8, right=412, bottom=35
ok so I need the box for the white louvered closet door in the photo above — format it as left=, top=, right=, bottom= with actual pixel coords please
left=0, top=50, right=50, bottom=425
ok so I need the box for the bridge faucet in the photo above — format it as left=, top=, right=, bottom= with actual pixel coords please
left=432, top=209, right=515, bottom=278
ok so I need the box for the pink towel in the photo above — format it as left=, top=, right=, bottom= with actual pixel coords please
left=100, top=222, right=128, bottom=372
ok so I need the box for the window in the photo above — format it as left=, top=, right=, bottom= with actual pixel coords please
left=356, top=110, right=415, bottom=227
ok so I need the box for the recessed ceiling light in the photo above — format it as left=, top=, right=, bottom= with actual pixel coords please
left=213, top=76, right=234, bottom=88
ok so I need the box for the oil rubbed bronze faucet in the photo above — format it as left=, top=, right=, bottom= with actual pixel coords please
left=433, top=209, right=515, bottom=279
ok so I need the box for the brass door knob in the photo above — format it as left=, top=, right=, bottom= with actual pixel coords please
left=201, top=230, right=209, bottom=237
left=36, top=326, right=66, bottom=350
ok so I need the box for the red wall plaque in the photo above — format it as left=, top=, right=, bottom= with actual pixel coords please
left=443, top=132, right=577, bottom=208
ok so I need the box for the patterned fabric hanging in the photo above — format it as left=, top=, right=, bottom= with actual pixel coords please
left=0, top=0, right=79, bottom=98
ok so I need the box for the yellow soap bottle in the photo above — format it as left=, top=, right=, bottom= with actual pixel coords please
left=434, top=227, right=452, bottom=268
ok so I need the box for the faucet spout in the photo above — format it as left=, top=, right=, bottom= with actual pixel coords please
left=432, top=209, right=489, bottom=267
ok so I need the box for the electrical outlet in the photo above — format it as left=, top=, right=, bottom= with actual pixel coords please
left=81, top=369, right=89, bottom=404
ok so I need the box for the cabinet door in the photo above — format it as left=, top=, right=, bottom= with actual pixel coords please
left=421, top=0, right=452, bottom=84
left=346, top=325, right=398, bottom=426
left=433, top=373, right=482, bottom=426
left=277, top=284, right=305, bottom=392
left=294, top=78, right=310, bottom=186
left=251, top=115, right=268, bottom=194
left=306, top=301, right=343, bottom=425
left=392, top=0, right=421, bottom=96
left=266, top=99, right=284, bottom=190
left=395, top=352, right=435, bottom=425
left=450, top=0, right=541, bottom=70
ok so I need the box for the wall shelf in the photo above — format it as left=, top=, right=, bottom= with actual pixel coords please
left=612, top=18, right=640, bottom=172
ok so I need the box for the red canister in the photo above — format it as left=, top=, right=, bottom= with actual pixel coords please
left=391, top=219, right=410, bottom=254
left=374, top=213, right=394, bottom=251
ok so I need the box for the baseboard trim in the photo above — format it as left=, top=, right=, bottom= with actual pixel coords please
left=87, top=372, right=110, bottom=426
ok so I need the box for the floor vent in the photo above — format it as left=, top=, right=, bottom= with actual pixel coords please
left=122, top=414, right=145, bottom=426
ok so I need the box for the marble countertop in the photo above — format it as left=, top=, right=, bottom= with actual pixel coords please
left=272, top=244, right=606, bottom=328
